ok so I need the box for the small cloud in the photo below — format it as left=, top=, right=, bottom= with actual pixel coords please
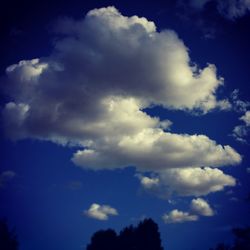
left=163, top=198, right=215, bottom=224
left=230, top=89, right=250, bottom=113
left=0, top=170, right=16, bottom=188
left=84, top=203, right=118, bottom=221
left=190, top=198, right=214, bottom=216
left=139, top=176, right=160, bottom=189
left=162, top=209, right=198, bottom=224
left=240, top=111, right=250, bottom=126
left=232, top=110, right=250, bottom=143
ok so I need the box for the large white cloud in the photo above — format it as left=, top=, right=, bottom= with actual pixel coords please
left=72, top=129, right=241, bottom=171
left=3, top=7, right=228, bottom=135
left=84, top=203, right=118, bottom=220
left=138, top=167, right=236, bottom=197
left=1, top=7, right=241, bottom=199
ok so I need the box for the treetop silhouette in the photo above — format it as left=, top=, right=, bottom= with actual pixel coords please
left=86, top=218, right=164, bottom=250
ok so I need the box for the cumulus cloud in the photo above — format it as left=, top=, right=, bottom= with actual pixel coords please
left=138, top=167, right=236, bottom=197
left=162, top=198, right=214, bottom=223
left=232, top=111, right=250, bottom=143
left=162, top=209, right=198, bottom=223
left=84, top=203, right=118, bottom=220
left=0, top=170, right=16, bottom=188
left=1, top=7, right=241, bottom=198
left=240, top=111, right=250, bottom=126
left=190, top=198, right=214, bottom=216
left=72, top=131, right=241, bottom=171
left=2, top=7, right=229, bottom=138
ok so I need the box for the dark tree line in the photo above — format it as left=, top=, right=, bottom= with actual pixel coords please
left=86, top=218, right=164, bottom=250
left=0, top=219, right=18, bottom=250
left=1, top=216, right=249, bottom=250
left=210, top=227, right=250, bottom=250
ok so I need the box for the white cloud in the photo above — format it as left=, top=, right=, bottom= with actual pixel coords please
left=84, top=203, right=118, bottom=220
left=162, top=198, right=214, bottom=223
left=162, top=209, right=198, bottom=223
left=2, top=7, right=229, bottom=142
left=138, top=167, right=236, bottom=197
left=139, top=176, right=160, bottom=189
left=240, top=111, right=250, bottom=126
left=1, top=7, right=242, bottom=199
left=72, top=130, right=241, bottom=171
left=190, top=198, right=214, bottom=216
left=0, top=170, right=16, bottom=188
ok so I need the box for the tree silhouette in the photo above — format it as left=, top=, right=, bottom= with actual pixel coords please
left=232, top=227, right=250, bottom=250
left=87, top=229, right=118, bottom=250
left=0, top=219, right=18, bottom=250
left=210, top=227, right=250, bottom=250
left=135, top=219, right=164, bottom=250
left=119, top=225, right=136, bottom=250
left=86, top=218, right=164, bottom=250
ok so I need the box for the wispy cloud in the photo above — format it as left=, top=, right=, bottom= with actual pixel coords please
left=180, top=0, right=250, bottom=20
left=0, top=170, right=16, bottom=188
left=232, top=111, right=250, bottom=143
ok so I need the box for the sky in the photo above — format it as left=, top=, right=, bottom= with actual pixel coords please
left=1, top=0, right=250, bottom=250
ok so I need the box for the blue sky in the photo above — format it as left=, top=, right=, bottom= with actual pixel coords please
left=1, top=1, right=250, bottom=250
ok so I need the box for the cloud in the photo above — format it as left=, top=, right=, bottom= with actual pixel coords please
left=230, top=89, right=250, bottom=113
left=84, top=203, right=118, bottom=220
left=232, top=111, right=250, bottom=143
left=72, top=130, right=241, bottom=171
left=162, top=209, right=198, bottom=223
left=217, top=0, right=250, bottom=19
left=0, top=171, right=16, bottom=188
left=184, top=0, right=250, bottom=19
left=190, top=198, right=214, bottom=216
left=162, top=198, right=214, bottom=223
left=240, top=111, right=250, bottom=126
left=2, top=7, right=229, bottom=140
left=138, top=167, right=236, bottom=197
left=1, top=7, right=241, bottom=199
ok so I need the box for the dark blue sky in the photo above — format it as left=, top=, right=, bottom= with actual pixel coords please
left=1, top=1, right=250, bottom=250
